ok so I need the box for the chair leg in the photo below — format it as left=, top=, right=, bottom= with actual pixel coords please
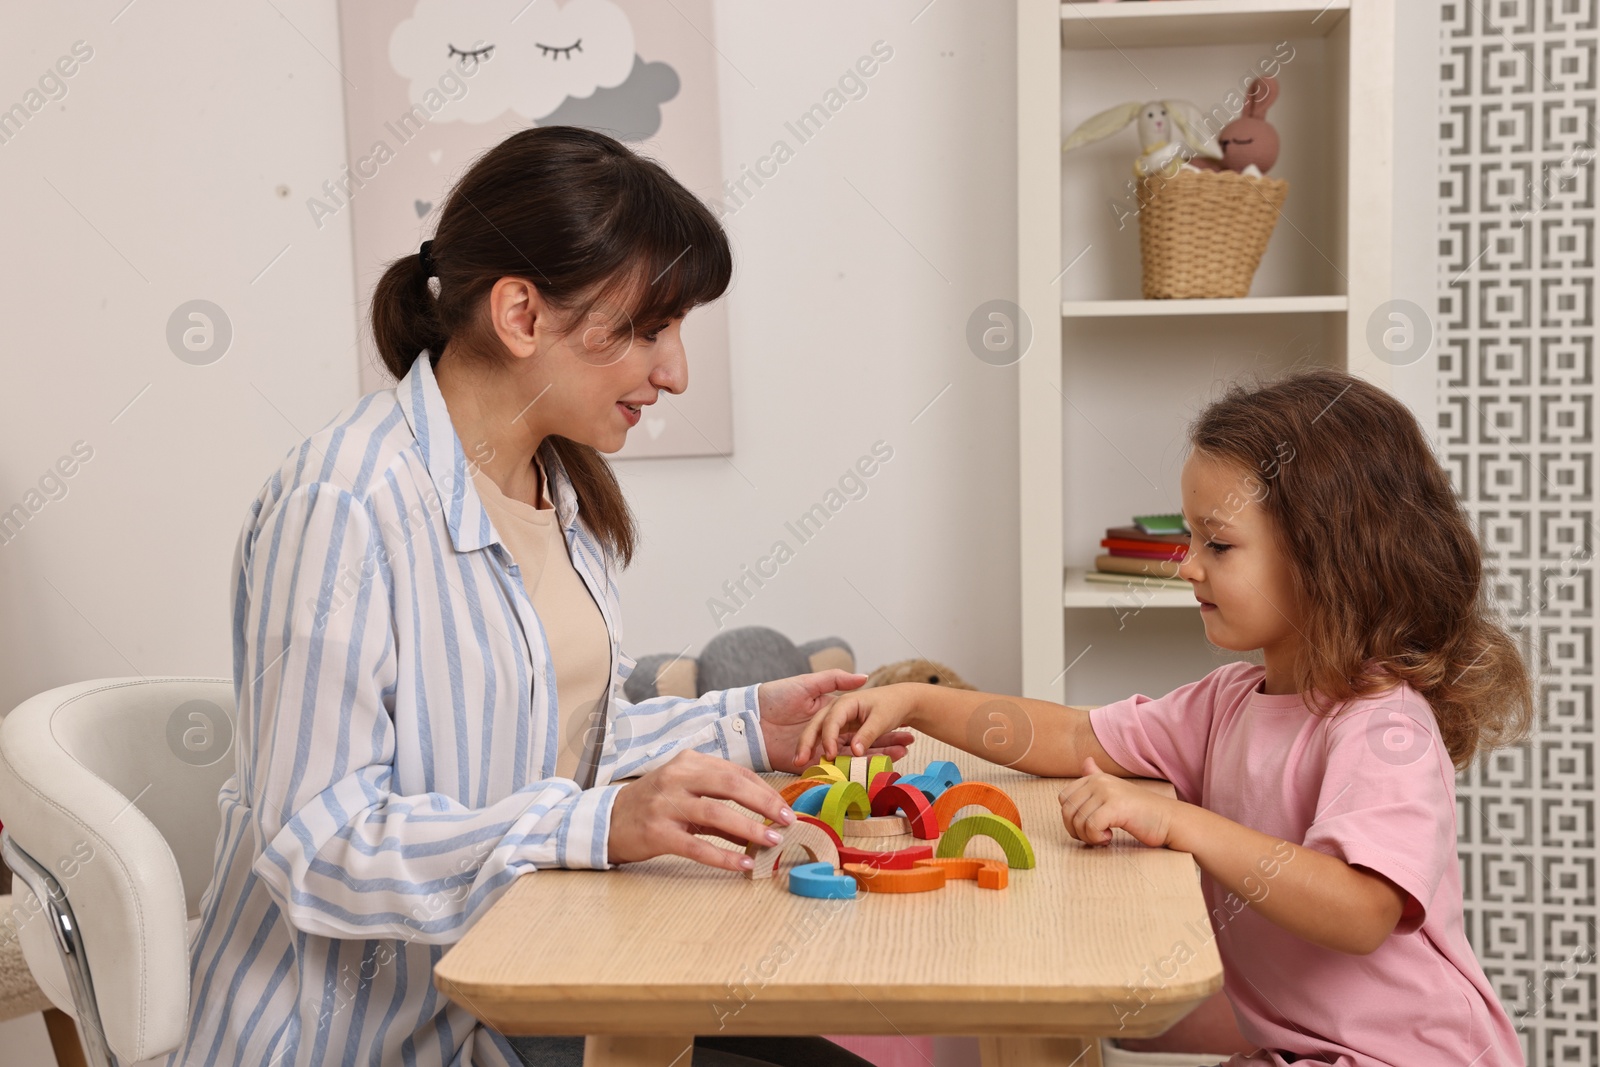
left=43, top=1008, right=88, bottom=1067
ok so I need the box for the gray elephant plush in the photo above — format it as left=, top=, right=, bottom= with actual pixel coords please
left=623, top=625, right=855, bottom=702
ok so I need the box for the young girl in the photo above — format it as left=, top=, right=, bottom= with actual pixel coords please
left=798, top=369, right=1532, bottom=1067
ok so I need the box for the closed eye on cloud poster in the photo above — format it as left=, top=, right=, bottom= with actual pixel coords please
left=333, top=0, right=733, bottom=458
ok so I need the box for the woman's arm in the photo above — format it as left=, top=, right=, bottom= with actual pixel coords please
left=598, top=683, right=772, bottom=779
left=241, top=483, right=632, bottom=945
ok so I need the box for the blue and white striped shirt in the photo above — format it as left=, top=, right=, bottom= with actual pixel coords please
left=169, top=353, right=768, bottom=1067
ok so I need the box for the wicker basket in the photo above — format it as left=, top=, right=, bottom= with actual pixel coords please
left=1135, top=169, right=1289, bottom=299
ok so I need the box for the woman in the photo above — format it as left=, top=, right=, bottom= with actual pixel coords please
left=171, top=127, right=903, bottom=1067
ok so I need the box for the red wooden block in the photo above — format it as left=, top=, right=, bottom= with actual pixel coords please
left=836, top=844, right=933, bottom=870
left=866, top=770, right=902, bottom=801
left=869, top=782, right=938, bottom=839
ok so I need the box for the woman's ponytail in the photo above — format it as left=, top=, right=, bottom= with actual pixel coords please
left=370, top=249, right=449, bottom=380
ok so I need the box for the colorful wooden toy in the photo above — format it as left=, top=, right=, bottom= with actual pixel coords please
left=794, top=813, right=842, bottom=847
left=843, top=862, right=948, bottom=894
left=747, top=820, right=842, bottom=880
left=923, top=760, right=963, bottom=790
left=848, top=756, right=873, bottom=788
left=930, top=782, right=1023, bottom=833
left=868, top=754, right=894, bottom=779
left=914, top=857, right=1009, bottom=890
left=801, top=762, right=847, bottom=783
left=791, top=785, right=831, bottom=818
left=867, top=770, right=901, bottom=801
left=839, top=815, right=910, bottom=838
left=869, top=782, right=938, bottom=839
left=837, top=844, right=933, bottom=869
left=935, top=813, right=1036, bottom=869
left=830, top=754, right=852, bottom=776
left=894, top=774, right=944, bottom=801
left=779, top=778, right=822, bottom=806
left=788, top=861, right=858, bottom=899
left=815, top=781, right=871, bottom=835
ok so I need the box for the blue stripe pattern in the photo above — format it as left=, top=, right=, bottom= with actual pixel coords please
left=166, top=353, right=768, bottom=1067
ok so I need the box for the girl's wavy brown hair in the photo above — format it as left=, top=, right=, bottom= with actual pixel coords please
left=1190, top=368, right=1534, bottom=770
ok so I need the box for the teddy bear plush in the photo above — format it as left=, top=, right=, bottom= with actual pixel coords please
left=622, top=626, right=978, bottom=702
left=863, top=658, right=976, bottom=690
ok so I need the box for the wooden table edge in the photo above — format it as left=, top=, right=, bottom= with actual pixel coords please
left=434, top=970, right=1224, bottom=1039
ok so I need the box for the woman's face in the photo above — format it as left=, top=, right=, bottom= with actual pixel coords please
left=491, top=275, right=689, bottom=453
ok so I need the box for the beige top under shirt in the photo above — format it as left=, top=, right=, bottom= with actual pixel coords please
left=471, top=452, right=611, bottom=784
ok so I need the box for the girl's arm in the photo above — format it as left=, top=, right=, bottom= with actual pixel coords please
left=1169, top=803, right=1408, bottom=955
left=1062, top=760, right=1408, bottom=956
left=799, top=681, right=1138, bottom=778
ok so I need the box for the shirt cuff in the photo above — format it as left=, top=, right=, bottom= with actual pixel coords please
left=718, top=682, right=770, bottom=772
left=555, top=782, right=624, bottom=870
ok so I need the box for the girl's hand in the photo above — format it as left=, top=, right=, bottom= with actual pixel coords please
left=759, top=670, right=914, bottom=770
left=792, top=683, right=921, bottom=769
left=607, top=750, right=794, bottom=872
left=1059, top=756, right=1177, bottom=848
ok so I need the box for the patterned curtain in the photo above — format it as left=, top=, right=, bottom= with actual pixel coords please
left=1438, top=1, right=1598, bottom=1062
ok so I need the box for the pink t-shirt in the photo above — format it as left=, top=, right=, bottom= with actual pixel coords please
left=1089, top=661, right=1522, bottom=1067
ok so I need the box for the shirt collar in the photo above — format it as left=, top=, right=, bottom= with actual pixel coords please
left=396, top=351, right=582, bottom=554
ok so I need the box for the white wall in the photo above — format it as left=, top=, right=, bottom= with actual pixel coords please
left=612, top=2, right=1022, bottom=690
left=0, top=4, right=360, bottom=1061
left=0, top=1, right=361, bottom=717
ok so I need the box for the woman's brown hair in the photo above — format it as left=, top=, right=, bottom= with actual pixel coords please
left=1190, top=368, right=1534, bottom=770
left=368, top=125, right=734, bottom=566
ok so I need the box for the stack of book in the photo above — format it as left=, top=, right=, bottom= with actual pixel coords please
left=1083, top=513, right=1192, bottom=590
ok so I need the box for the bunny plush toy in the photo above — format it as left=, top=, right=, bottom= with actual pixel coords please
left=1189, top=75, right=1280, bottom=177
left=1062, top=97, right=1223, bottom=179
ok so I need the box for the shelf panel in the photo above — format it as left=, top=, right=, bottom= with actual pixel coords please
left=1064, top=569, right=1198, bottom=610
left=1060, top=0, right=1350, bottom=50
left=1062, top=295, right=1348, bottom=318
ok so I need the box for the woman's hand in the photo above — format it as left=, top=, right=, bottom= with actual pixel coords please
left=607, top=750, right=794, bottom=872
left=791, top=682, right=922, bottom=769
left=758, top=670, right=915, bottom=770
left=1058, top=756, right=1178, bottom=848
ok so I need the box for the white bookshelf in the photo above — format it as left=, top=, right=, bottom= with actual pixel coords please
left=1062, top=295, right=1348, bottom=318
left=1059, top=0, right=1353, bottom=50
left=1063, top=569, right=1197, bottom=610
left=1018, top=0, right=1395, bottom=702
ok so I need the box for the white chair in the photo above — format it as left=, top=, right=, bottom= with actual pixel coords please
left=0, top=677, right=236, bottom=1066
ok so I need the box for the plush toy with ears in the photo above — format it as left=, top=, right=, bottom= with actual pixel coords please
left=1063, top=98, right=1223, bottom=179
left=622, top=627, right=979, bottom=703
left=1189, top=76, right=1281, bottom=177
left=863, top=659, right=976, bottom=690
left=623, top=626, right=855, bottom=702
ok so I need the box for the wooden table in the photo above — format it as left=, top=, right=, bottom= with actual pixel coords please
left=435, top=738, right=1222, bottom=1066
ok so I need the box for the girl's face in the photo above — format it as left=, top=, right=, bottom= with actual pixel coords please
left=1177, top=452, right=1303, bottom=661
